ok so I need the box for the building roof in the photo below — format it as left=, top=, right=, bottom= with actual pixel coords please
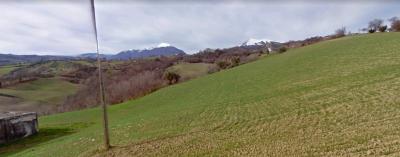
left=0, top=111, right=37, bottom=120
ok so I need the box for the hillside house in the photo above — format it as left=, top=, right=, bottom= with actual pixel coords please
left=0, top=112, right=38, bottom=144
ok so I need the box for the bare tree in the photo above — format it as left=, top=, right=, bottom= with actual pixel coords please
left=378, top=25, right=387, bottom=32
left=368, top=19, right=383, bottom=32
left=335, top=27, right=346, bottom=37
left=389, top=17, right=400, bottom=32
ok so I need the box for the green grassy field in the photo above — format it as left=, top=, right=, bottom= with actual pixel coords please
left=0, top=78, right=78, bottom=103
left=167, top=62, right=217, bottom=80
left=0, top=78, right=79, bottom=114
left=1, top=33, right=400, bottom=156
left=0, top=65, right=18, bottom=76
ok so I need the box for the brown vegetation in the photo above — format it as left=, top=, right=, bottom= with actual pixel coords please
left=378, top=25, right=387, bottom=32
left=0, top=61, right=94, bottom=88
left=335, top=27, right=347, bottom=37
left=389, top=17, right=400, bottom=32
left=60, top=45, right=270, bottom=112
left=60, top=57, right=176, bottom=111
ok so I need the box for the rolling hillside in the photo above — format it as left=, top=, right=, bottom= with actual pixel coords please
left=1, top=33, right=400, bottom=156
left=0, top=65, right=18, bottom=76
left=0, top=78, right=80, bottom=115
left=167, top=62, right=218, bottom=81
left=0, top=61, right=92, bottom=115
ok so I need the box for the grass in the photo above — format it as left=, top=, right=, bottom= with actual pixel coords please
left=0, top=128, right=75, bottom=156
left=1, top=33, right=400, bottom=156
left=0, top=78, right=80, bottom=113
left=0, top=78, right=78, bottom=104
left=0, top=65, right=18, bottom=76
left=167, top=62, right=217, bottom=80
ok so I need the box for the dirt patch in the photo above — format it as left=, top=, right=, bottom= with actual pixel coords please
left=0, top=93, right=18, bottom=98
left=0, top=97, right=56, bottom=115
left=92, top=131, right=220, bottom=157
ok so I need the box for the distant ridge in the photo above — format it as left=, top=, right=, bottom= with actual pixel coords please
left=0, top=54, right=73, bottom=66
left=77, top=45, right=186, bottom=60
left=240, top=38, right=284, bottom=52
left=110, top=46, right=185, bottom=60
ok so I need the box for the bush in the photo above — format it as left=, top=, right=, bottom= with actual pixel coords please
left=278, top=47, right=287, bottom=53
left=163, top=71, right=180, bottom=85
left=368, top=29, right=376, bottom=33
left=217, top=61, right=230, bottom=69
left=231, top=57, right=240, bottom=67
left=389, top=17, right=400, bottom=32
left=241, top=54, right=260, bottom=63
left=334, top=27, right=346, bottom=37
left=378, top=25, right=387, bottom=32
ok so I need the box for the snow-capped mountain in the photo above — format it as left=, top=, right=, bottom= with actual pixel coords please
left=241, top=38, right=272, bottom=46
left=77, top=43, right=185, bottom=60
left=156, top=43, right=171, bottom=48
left=240, top=38, right=283, bottom=52
left=110, top=44, right=185, bottom=60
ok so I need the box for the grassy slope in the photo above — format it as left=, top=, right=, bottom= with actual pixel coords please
left=0, top=78, right=79, bottom=113
left=0, top=65, right=17, bottom=76
left=2, top=33, right=400, bottom=156
left=167, top=62, right=217, bottom=80
left=0, top=78, right=78, bottom=103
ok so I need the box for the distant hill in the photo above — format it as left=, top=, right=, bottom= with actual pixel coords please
left=0, top=45, right=185, bottom=66
left=76, top=45, right=185, bottom=60
left=0, top=54, right=73, bottom=66
left=0, top=60, right=95, bottom=88
left=77, top=53, right=112, bottom=60
left=111, top=46, right=185, bottom=60
left=1, top=41, right=282, bottom=65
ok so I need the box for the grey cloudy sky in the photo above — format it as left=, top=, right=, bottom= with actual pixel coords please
left=0, top=0, right=399, bottom=55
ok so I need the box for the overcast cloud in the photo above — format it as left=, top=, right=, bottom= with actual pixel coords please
left=0, top=0, right=399, bottom=55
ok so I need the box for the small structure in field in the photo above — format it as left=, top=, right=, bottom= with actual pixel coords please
left=0, top=112, right=38, bottom=144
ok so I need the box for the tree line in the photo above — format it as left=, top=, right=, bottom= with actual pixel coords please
left=335, top=16, right=400, bottom=36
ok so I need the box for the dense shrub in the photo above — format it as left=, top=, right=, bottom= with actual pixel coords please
left=163, top=71, right=181, bottom=85
left=217, top=61, right=230, bottom=69
left=368, top=29, right=376, bottom=33
left=334, top=27, right=346, bottom=38
left=241, top=54, right=260, bottom=64
left=278, top=47, right=287, bottom=53
left=231, top=57, right=240, bottom=67
left=61, top=58, right=176, bottom=111
left=389, top=17, right=400, bottom=32
left=378, top=25, right=387, bottom=32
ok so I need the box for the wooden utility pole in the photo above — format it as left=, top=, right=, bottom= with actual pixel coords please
left=90, top=0, right=110, bottom=150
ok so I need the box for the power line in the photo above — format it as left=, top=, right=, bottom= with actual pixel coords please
left=90, top=0, right=110, bottom=150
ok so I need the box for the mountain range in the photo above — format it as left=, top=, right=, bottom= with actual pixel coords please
left=0, top=45, right=185, bottom=66
left=79, top=45, right=185, bottom=60
left=0, top=54, right=74, bottom=66
left=0, top=40, right=282, bottom=66
left=240, top=38, right=283, bottom=52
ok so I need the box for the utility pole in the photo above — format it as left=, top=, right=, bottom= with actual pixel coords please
left=90, top=0, right=110, bottom=150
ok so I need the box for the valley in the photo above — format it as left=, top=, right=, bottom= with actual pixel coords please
left=2, top=33, right=399, bottom=156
